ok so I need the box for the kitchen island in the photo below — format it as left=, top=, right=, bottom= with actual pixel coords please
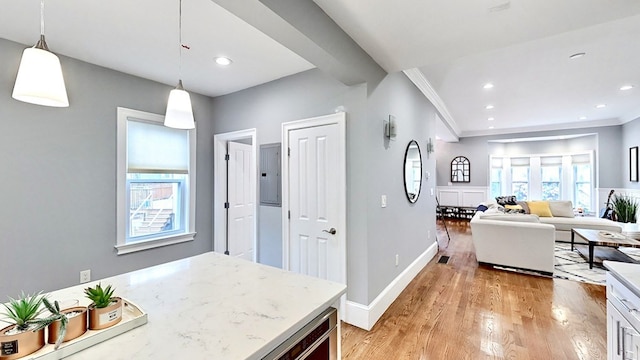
left=30, top=251, right=346, bottom=359
left=604, top=261, right=640, bottom=359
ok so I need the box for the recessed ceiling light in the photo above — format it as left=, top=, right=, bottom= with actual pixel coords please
left=488, top=117, right=495, bottom=121
left=485, top=104, right=494, bottom=110
left=488, top=126, right=495, bottom=129
left=620, top=85, right=634, bottom=91
left=595, top=104, right=606, bottom=109
left=214, top=56, right=233, bottom=66
left=579, top=116, right=587, bottom=120
left=483, top=83, right=494, bottom=89
left=569, top=52, right=586, bottom=59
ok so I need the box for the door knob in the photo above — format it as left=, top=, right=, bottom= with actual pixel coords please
left=323, top=228, right=337, bottom=235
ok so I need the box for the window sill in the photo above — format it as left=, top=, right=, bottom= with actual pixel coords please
left=115, top=232, right=196, bottom=255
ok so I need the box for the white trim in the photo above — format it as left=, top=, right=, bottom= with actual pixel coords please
left=115, top=232, right=195, bottom=255
left=115, top=107, right=196, bottom=255
left=343, top=242, right=438, bottom=331
left=282, top=112, right=347, bottom=286
left=403, top=68, right=460, bottom=139
left=213, top=129, right=258, bottom=262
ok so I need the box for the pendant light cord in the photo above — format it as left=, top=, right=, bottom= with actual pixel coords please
left=40, top=0, right=45, bottom=36
left=179, top=0, right=183, bottom=81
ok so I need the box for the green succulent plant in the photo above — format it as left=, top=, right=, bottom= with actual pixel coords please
left=84, top=283, right=116, bottom=309
left=29, top=298, right=68, bottom=350
left=0, top=291, right=45, bottom=332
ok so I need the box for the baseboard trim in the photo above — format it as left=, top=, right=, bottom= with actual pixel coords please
left=344, top=242, right=438, bottom=330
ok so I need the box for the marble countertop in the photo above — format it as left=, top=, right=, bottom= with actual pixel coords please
left=604, top=261, right=640, bottom=297
left=38, top=252, right=346, bottom=360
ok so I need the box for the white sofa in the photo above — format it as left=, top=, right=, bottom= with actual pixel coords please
left=470, top=212, right=556, bottom=274
left=469, top=200, right=623, bottom=274
left=540, top=216, right=622, bottom=242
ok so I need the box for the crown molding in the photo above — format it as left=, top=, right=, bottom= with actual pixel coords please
left=403, top=68, right=460, bottom=139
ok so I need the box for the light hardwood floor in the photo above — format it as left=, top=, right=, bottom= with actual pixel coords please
left=341, top=219, right=607, bottom=359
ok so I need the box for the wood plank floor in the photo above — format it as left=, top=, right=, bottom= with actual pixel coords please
left=341, top=219, right=607, bottom=359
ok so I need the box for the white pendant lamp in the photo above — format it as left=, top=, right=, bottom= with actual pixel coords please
left=12, top=0, right=69, bottom=107
left=165, top=0, right=195, bottom=129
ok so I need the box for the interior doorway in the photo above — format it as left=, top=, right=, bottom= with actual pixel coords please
left=213, top=129, right=257, bottom=262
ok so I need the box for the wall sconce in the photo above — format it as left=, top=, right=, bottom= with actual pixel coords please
left=384, top=115, right=397, bottom=140
left=426, top=138, right=434, bottom=157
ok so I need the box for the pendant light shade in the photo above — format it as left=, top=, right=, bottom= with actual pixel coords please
left=13, top=37, right=69, bottom=107
left=164, top=0, right=194, bottom=129
left=165, top=80, right=195, bottom=129
left=12, top=1, right=69, bottom=108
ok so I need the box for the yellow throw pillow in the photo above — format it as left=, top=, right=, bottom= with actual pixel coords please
left=504, top=204, right=523, bottom=211
left=527, top=201, right=553, bottom=217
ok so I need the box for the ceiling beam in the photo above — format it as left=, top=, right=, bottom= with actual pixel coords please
left=211, top=0, right=386, bottom=87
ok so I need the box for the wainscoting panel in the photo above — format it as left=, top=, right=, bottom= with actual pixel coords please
left=437, top=186, right=488, bottom=207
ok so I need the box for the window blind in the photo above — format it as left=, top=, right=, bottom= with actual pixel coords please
left=510, top=157, right=530, bottom=166
left=572, top=154, right=591, bottom=164
left=127, top=118, right=189, bottom=173
left=540, top=156, right=563, bottom=165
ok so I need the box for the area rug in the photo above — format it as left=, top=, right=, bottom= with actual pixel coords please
left=496, top=243, right=640, bottom=286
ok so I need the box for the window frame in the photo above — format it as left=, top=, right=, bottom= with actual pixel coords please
left=116, top=107, right=196, bottom=255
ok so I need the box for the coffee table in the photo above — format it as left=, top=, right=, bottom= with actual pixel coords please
left=571, top=228, right=640, bottom=269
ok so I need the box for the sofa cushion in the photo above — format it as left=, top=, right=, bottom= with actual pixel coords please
left=549, top=201, right=575, bottom=218
left=527, top=201, right=553, bottom=217
left=539, top=216, right=622, bottom=232
left=516, top=201, right=530, bottom=214
left=505, top=204, right=524, bottom=211
left=478, top=213, right=540, bottom=223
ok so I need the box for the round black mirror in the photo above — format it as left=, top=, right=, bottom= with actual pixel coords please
left=404, top=140, right=423, bottom=203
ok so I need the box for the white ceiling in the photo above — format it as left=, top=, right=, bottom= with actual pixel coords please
left=0, top=0, right=314, bottom=97
left=315, top=0, right=640, bottom=139
left=3, top=1, right=640, bottom=140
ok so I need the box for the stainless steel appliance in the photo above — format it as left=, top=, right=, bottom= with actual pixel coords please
left=263, top=307, right=338, bottom=360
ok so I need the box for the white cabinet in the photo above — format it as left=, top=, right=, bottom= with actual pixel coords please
left=607, top=272, right=640, bottom=359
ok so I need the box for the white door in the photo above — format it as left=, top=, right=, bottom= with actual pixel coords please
left=285, top=113, right=345, bottom=285
left=227, top=141, right=255, bottom=261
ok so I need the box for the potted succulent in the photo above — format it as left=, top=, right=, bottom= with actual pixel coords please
left=0, top=292, right=46, bottom=360
left=612, top=194, right=639, bottom=223
left=30, top=298, right=87, bottom=350
left=84, top=283, right=122, bottom=330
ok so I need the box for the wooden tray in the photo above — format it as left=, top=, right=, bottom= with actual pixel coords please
left=25, top=298, right=147, bottom=360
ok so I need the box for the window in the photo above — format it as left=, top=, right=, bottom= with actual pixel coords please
left=511, top=157, right=529, bottom=200
left=573, top=163, right=592, bottom=210
left=490, top=158, right=503, bottom=199
left=489, top=152, right=593, bottom=211
left=540, top=156, right=562, bottom=201
left=116, top=107, right=196, bottom=254
left=541, top=166, right=561, bottom=200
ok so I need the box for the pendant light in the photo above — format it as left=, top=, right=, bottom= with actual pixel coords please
left=164, top=0, right=195, bottom=129
left=12, top=0, right=69, bottom=107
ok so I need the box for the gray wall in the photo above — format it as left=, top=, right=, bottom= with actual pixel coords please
left=0, top=38, right=214, bottom=298
left=210, top=69, right=437, bottom=305
left=622, top=116, right=640, bottom=190
left=363, top=72, right=437, bottom=303
left=210, top=68, right=366, bottom=271
left=436, top=125, right=623, bottom=189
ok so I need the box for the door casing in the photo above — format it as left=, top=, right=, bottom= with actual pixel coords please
left=213, top=128, right=258, bottom=262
